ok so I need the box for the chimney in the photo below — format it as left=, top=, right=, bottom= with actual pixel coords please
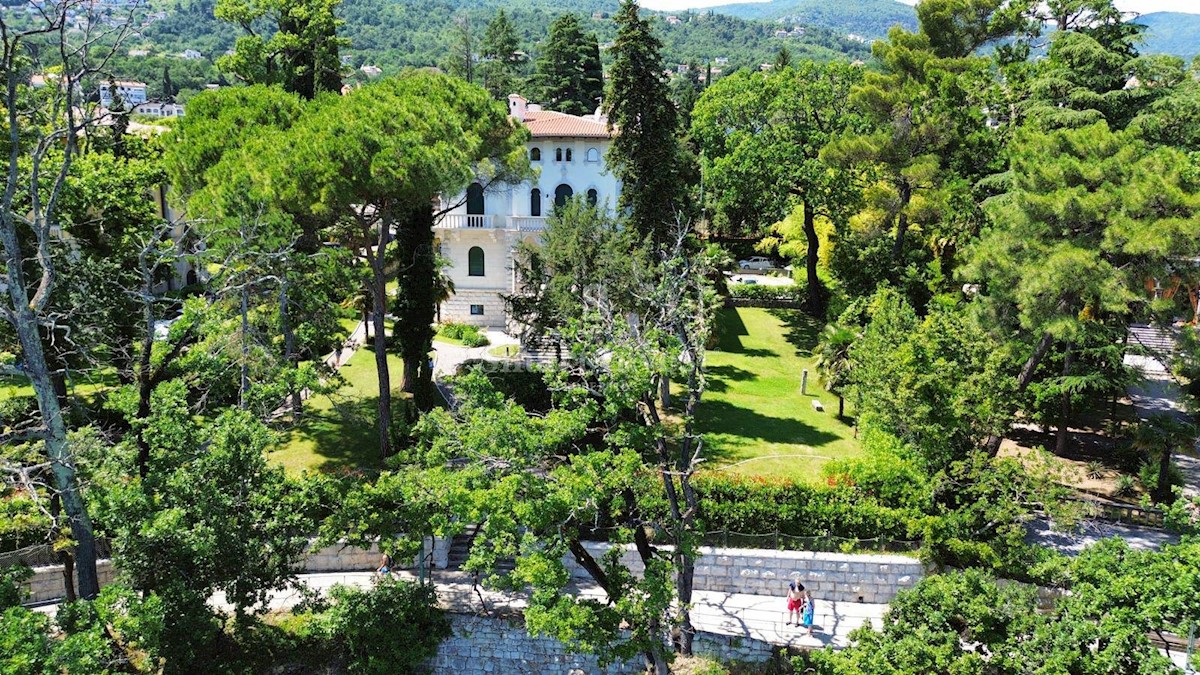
left=507, top=94, right=528, bottom=121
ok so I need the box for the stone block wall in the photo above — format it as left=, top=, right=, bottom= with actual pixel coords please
left=426, top=613, right=642, bottom=674
left=564, top=543, right=925, bottom=605
left=23, top=560, right=117, bottom=605
left=426, top=613, right=780, bottom=674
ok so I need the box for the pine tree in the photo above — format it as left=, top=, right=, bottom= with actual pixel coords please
left=605, top=0, right=682, bottom=244
left=480, top=9, right=522, bottom=98
left=534, top=14, right=603, bottom=115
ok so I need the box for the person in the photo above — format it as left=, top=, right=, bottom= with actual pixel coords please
left=801, top=589, right=815, bottom=636
left=376, top=552, right=392, bottom=576
left=786, top=579, right=805, bottom=626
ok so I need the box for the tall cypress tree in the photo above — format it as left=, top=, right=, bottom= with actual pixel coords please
left=534, top=14, right=603, bottom=115
left=605, top=0, right=682, bottom=244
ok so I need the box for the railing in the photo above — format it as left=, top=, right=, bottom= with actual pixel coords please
left=581, top=526, right=921, bottom=554
left=436, top=214, right=548, bottom=231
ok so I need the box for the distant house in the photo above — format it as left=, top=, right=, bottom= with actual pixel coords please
left=714, top=57, right=729, bottom=65
left=99, top=80, right=148, bottom=107
left=666, top=15, right=681, bottom=25
left=133, top=101, right=186, bottom=118
left=128, top=48, right=150, bottom=57
left=181, top=49, right=203, bottom=60
left=359, top=64, right=382, bottom=78
left=774, top=30, right=789, bottom=38
left=435, top=94, right=620, bottom=327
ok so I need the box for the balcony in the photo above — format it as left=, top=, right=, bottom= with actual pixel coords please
left=437, top=214, right=548, bottom=232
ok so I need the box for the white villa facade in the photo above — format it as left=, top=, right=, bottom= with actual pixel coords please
left=99, top=80, right=147, bottom=107
left=435, top=94, right=621, bottom=327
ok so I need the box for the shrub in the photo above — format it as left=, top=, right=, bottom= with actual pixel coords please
left=326, top=579, right=450, bottom=674
left=0, top=394, right=36, bottom=427
left=1138, top=460, right=1184, bottom=497
left=437, top=322, right=489, bottom=347
left=1084, top=461, right=1105, bottom=480
left=1114, top=474, right=1137, bottom=497
left=455, top=360, right=552, bottom=412
left=690, top=472, right=919, bottom=542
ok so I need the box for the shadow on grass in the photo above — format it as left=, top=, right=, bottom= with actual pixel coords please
left=696, top=399, right=843, bottom=463
left=706, top=364, right=757, bottom=392
left=769, top=309, right=821, bottom=356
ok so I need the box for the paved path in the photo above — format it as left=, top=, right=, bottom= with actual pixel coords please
left=430, top=330, right=520, bottom=379
left=33, top=567, right=883, bottom=653
left=1026, top=517, right=1180, bottom=555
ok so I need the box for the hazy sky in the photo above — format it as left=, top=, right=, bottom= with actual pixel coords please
left=640, top=0, right=1200, bottom=15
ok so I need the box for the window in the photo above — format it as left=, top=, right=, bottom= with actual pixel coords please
left=470, top=304, right=484, bottom=316
left=530, top=147, right=541, bottom=161
left=466, top=183, right=485, bottom=215
left=468, top=246, right=485, bottom=277
left=555, top=148, right=563, bottom=162
left=565, top=148, right=573, bottom=162
left=530, top=188, right=541, bottom=217
left=586, top=148, right=600, bottom=162
left=554, top=184, right=573, bottom=209
left=586, top=188, right=598, bottom=206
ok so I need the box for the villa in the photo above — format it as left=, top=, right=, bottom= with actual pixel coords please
left=435, top=94, right=621, bottom=328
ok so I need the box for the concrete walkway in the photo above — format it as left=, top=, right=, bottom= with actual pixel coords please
left=430, top=330, right=520, bottom=379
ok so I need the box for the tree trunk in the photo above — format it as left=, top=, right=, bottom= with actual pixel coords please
left=838, top=394, right=844, bottom=420
left=280, top=279, right=302, bottom=421
left=50, top=493, right=76, bottom=602
left=892, top=182, right=912, bottom=261
left=1056, top=343, right=1073, bottom=455
left=660, top=375, right=671, bottom=409
left=0, top=262, right=100, bottom=598
left=239, top=284, right=250, bottom=409
left=984, top=331, right=1056, bottom=455
left=370, top=214, right=393, bottom=460
left=1154, top=446, right=1173, bottom=504
left=802, top=199, right=823, bottom=312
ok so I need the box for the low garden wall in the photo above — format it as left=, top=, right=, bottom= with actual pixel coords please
left=564, top=543, right=925, bottom=605
left=20, top=538, right=449, bottom=605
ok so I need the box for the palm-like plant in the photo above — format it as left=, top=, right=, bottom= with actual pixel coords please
left=813, top=323, right=856, bottom=419
left=1130, top=414, right=1197, bottom=504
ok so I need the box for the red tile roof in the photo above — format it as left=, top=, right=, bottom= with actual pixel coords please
left=523, top=110, right=612, bottom=139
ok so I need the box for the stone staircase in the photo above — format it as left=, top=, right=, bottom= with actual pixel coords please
left=446, top=524, right=515, bottom=574
left=1127, top=323, right=1179, bottom=363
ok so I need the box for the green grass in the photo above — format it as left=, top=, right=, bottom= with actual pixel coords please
left=697, top=307, right=861, bottom=482
left=269, top=346, right=404, bottom=475
left=488, top=344, right=520, bottom=358
left=1, top=368, right=120, bottom=403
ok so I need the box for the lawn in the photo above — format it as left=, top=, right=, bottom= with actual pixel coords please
left=269, top=346, right=404, bottom=475
left=2, top=368, right=120, bottom=404
left=697, top=307, right=861, bottom=482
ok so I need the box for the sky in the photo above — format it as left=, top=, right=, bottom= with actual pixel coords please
left=640, top=0, right=1200, bottom=15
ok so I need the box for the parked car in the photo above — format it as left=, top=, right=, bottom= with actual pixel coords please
left=738, top=256, right=774, bottom=270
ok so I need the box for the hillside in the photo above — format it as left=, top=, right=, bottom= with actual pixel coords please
left=134, top=0, right=869, bottom=89
left=703, top=0, right=917, bottom=39
left=1135, top=12, right=1200, bottom=60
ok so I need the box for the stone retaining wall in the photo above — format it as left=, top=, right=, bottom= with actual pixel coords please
left=19, top=538, right=452, bottom=605
left=426, top=613, right=779, bottom=674
left=565, top=543, right=925, bottom=605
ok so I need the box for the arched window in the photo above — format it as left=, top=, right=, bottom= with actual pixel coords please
left=565, top=148, right=573, bottom=161
left=186, top=269, right=198, bottom=286
left=586, top=188, right=598, bottom=206
left=554, top=184, right=573, bottom=208
left=466, top=183, right=485, bottom=215
left=530, top=188, right=541, bottom=217
left=530, top=147, right=541, bottom=161
left=468, top=246, right=485, bottom=277
left=555, top=148, right=563, bottom=162
left=585, top=148, right=600, bottom=162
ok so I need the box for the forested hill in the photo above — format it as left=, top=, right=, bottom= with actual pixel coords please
left=1136, top=12, right=1200, bottom=60
left=702, top=0, right=917, bottom=39
left=140, top=0, right=870, bottom=79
